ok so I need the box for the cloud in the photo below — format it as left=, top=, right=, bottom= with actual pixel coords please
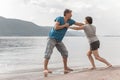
left=0, top=0, right=120, bottom=35
left=23, top=0, right=31, bottom=4
left=23, top=0, right=115, bottom=19
left=22, top=0, right=96, bottom=15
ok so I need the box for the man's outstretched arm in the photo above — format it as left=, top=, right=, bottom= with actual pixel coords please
left=69, top=22, right=84, bottom=30
left=54, top=22, right=69, bottom=30
left=74, top=22, right=84, bottom=26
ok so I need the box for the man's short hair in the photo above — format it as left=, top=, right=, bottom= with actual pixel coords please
left=64, top=9, right=72, bottom=16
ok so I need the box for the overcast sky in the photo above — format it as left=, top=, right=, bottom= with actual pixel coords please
left=0, top=0, right=120, bottom=35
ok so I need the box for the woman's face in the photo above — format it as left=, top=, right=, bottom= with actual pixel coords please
left=84, top=19, right=88, bottom=24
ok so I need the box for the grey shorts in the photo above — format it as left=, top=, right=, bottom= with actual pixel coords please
left=44, top=38, right=68, bottom=59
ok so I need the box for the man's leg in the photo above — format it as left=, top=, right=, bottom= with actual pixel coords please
left=44, top=38, right=56, bottom=77
left=87, top=50, right=96, bottom=70
left=62, top=56, right=68, bottom=71
left=56, top=42, right=72, bottom=74
left=93, top=49, right=112, bottom=67
left=44, top=59, right=51, bottom=72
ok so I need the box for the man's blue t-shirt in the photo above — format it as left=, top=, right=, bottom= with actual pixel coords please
left=49, top=16, right=76, bottom=42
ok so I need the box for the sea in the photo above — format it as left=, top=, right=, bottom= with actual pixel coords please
left=0, top=37, right=120, bottom=79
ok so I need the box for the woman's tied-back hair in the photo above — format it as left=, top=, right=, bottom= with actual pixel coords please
left=85, top=16, right=93, bottom=24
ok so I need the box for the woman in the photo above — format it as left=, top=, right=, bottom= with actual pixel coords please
left=70, top=16, right=112, bottom=70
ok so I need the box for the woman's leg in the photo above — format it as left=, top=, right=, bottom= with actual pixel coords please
left=92, top=49, right=112, bottom=67
left=87, top=50, right=96, bottom=69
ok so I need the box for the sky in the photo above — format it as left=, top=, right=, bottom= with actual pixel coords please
left=0, top=0, right=120, bottom=35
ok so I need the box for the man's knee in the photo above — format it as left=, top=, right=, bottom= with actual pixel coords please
left=44, top=56, right=50, bottom=60
left=62, top=55, right=68, bottom=59
left=62, top=51, right=68, bottom=59
left=44, top=39, right=55, bottom=60
left=44, top=53, right=52, bottom=60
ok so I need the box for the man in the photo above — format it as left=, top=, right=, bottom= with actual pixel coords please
left=44, top=9, right=83, bottom=77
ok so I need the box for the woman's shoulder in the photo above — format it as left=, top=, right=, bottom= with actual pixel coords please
left=84, top=24, right=91, bottom=27
left=83, top=24, right=96, bottom=29
left=91, top=24, right=96, bottom=27
left=88, top=24, right=96, bottom=28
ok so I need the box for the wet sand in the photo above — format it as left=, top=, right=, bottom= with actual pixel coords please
left=0, top=66, right=120, bottom=80
left=44, top=66, right=120, bottom=80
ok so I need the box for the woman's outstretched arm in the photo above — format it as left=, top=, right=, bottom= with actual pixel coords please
left=70, top=25, right=84, bottom=30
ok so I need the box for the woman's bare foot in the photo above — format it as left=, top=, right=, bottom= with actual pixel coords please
left=43, top=70, right=52, bottom=77
left=108, top=65, right=112, bottom=67
left=106, top=65, right=112, bottom=68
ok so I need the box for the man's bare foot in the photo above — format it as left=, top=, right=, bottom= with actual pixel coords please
left=89, top=67, right=96, bottom=70
left=64, top=70, right=71, bottom=74
left=67, top=67, right=73, bottom=71
left=43, top=70, right=52, bottom=77
left=48, top=70, right=52, bottom=73
left=43, top=70, right=48, bottom=77
left=64, top=67, right=73, bottom=74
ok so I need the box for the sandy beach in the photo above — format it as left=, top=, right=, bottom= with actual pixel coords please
left=44, top=66, right=120, bottom=80
left=0, top=66, right=119, bottom=80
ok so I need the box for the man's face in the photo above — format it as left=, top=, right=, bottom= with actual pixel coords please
left=66, top=12, right=72, bottom=19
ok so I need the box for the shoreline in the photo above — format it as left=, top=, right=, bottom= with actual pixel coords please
left=0, top=66, right=120, bottom=80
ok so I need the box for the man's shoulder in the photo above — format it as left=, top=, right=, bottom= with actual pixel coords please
left=55, top=16, right=63, bottom=22
left=68, top=18, right=75, bottom=21
left=56, top=16, right=63, bottom=19
left=68, top=18, right=76, bottom=25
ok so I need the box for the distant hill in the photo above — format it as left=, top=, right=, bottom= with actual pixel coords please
left=0, top=16, right=84, bottom=36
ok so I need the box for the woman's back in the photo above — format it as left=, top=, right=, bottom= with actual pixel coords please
left=83, top=24, right=99, bottom=43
